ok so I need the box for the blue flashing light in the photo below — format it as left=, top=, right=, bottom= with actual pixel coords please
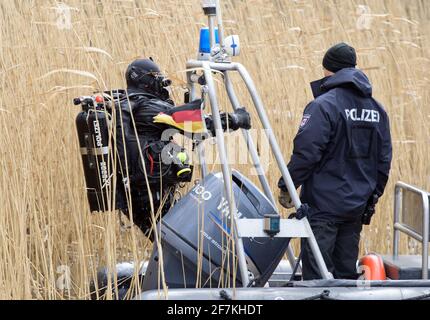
left=199, top=28, right=219, bottom=54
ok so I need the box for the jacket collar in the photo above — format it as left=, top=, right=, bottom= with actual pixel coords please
left=310, top=68, right=373, bottom=99
left=310, top=76, right=331, bottom=99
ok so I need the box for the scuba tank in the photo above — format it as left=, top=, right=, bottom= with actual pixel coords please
left=74, top=90, right=195, bottom=214
left=74, top=95, right=114, bottom=212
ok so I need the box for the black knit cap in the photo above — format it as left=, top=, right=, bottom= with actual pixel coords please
left=323, top=43, right=357, bottom=73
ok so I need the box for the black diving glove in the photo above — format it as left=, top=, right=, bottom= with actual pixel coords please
left=206, top=108, right=252, bottom=136
left=227, top=108, right=252, bottom=131
left=362, top=194, right=379, bottom=225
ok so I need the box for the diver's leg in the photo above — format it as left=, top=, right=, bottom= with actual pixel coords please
left=124, top=187, right=175, bottom=240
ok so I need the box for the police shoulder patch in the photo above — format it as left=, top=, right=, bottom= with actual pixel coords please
left=300, top=114, right=311, bottom=129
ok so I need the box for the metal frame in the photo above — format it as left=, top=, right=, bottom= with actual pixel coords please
left=393, top=181, right=430, bottom=279
left=184, top=1, right=333, bottom=286
left=223, top=72, right=299, bottom=272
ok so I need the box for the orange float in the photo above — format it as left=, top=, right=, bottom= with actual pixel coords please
left=358, top=254, right=387, bottom=280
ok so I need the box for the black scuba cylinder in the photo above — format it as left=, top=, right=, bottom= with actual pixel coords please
left=76, top=108, right=113, bottom=212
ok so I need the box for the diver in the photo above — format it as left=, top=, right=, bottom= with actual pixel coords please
left=115, top=58, right=251, bottom=238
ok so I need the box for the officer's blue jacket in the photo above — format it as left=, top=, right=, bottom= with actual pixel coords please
left=279, top=68, right=392, bottom=220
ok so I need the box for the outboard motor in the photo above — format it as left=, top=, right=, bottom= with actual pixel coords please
left=142, top=171, right=290, bottom=290
left=74, top=95, right=114, bottom=212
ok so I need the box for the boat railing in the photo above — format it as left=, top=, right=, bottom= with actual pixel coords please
left=393, top=181, right=430, bottom=279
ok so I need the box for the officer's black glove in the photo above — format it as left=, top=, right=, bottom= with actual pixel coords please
left=227, top=108, right=251, bottom=131
left=362, top=194, right=379, bottom=225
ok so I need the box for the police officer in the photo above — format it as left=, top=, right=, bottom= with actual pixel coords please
left=116, top=58, right=251, bottom=237
left=278, top=43, right=392, bottom=280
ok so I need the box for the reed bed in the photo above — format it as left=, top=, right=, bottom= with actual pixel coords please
left=0, top=0, right=429, bottom=299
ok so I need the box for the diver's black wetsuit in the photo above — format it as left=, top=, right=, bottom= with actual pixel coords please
left=115, top=88, right=249, bottom=237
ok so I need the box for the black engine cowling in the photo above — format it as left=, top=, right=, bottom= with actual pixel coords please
left=142, top=171, right=290, bottom=290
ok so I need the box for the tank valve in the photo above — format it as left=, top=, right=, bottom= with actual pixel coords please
left=264, top=214, right=280, bottom=238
